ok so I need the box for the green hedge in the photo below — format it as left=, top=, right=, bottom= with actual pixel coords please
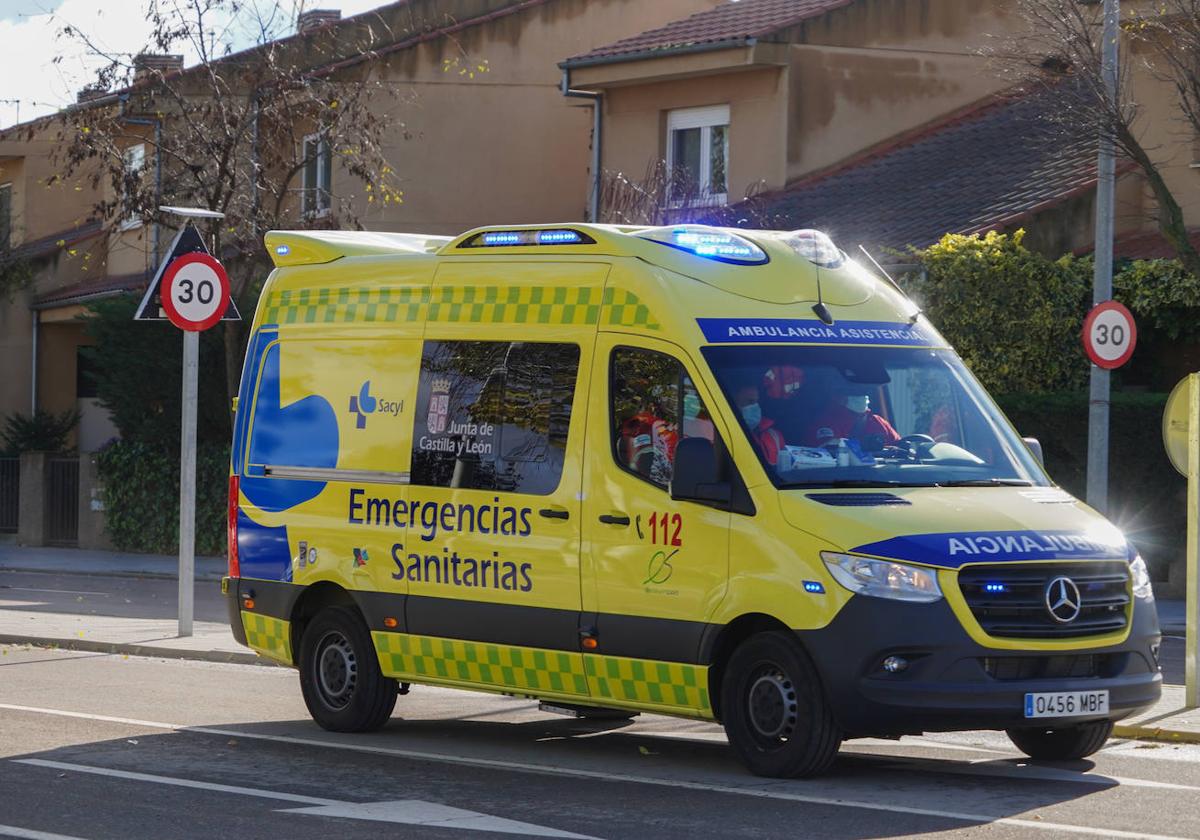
left=996, top=391, right=1182, bottom=581
left=96, top=439, right=229, bottom=555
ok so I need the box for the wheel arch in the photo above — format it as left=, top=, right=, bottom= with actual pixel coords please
left=701, top=612, right=793, bottom=721
left=289, top=580, right=360, bottom=658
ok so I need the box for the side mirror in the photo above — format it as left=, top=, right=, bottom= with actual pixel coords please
left=1022, top=436, right=1044, bottom=466
left=671, top=437, right=730, bottom=504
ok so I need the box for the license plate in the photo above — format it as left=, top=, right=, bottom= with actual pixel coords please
left=1024, top=690, right=1109, bottom=719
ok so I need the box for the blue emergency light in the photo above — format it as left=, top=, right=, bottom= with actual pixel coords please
left=637, top=225, right=769, bottom=266
left=460, top=228, right=595, bottom=248
left=984, top=583, right=1007, bottom=594
left=803, top=581, right=826, bottom=594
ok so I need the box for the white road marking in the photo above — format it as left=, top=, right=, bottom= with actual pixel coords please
left=16, top=759, right=340, bottom=806
left=1, top=702, right=1193, bottom=838
left=15, top=760, right=594, bottom=839
left=2, top=588, right=108, bottom=597
left=282, top=801, right=597, bottom=838
left=0, top=825, right=89, bottom=840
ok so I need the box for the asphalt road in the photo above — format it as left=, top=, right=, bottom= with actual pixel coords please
left=1, top=646, right=1199, bottom=840
left=0, top=571, right=226, bottom=622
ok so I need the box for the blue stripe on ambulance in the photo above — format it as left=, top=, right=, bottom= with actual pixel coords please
left=850, top=530, right=1129, bottom=569
left=696, top=318, right=941, bottom=346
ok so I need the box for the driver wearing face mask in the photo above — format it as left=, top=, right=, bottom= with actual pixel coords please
left=806, top=389, right=901, bottom=449
left=734, top=383, right=785, bottom=465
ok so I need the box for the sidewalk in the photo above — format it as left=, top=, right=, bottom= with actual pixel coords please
left=0, top=546, right=1197, bottom=737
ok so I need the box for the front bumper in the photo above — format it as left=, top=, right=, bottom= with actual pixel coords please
left=798, top=594, right=1162, bottom=737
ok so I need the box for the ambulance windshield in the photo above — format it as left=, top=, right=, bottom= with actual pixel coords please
left=701, top=345, right=1051, bottom=488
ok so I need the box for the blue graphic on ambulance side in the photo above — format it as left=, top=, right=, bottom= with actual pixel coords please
left=697, top=318, right=941, bottom=346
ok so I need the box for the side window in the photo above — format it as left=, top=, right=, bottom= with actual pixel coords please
left=411, top=340, right=580, bottom=495
left=611, top=347, right=714, bottom=490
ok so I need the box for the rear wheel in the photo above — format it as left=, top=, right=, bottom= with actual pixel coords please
left=720, top=632, right=841, bottom=778
left=1006, top=720, right=1113, bottom=760
left=299, top=605, right=397, bottom=732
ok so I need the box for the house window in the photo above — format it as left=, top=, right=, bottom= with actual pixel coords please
left=0, top=183, right=11, bottom=249
left=666, top=105, right=729, bottom=205
left=302, top=133, right=332, bottom=216
left=121, top=144, right=145, bottom=229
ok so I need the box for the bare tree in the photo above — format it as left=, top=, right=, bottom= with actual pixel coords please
left=599, top=158, right=770, bottom=227
left=989, top=0, right=1200, bottom=278
left=38, top=0, right=407, bottom=401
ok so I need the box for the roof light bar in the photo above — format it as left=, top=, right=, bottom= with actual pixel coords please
left=459, top=228, right=595, bottom=248
left=784, top=229, right=845, bottom=268
left=638, top=225, right=768, bottom=265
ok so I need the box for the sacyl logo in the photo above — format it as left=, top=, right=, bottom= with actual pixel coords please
left=349, top=381, right=377, bottom=429
left=349, top=381, right=403, bottom=429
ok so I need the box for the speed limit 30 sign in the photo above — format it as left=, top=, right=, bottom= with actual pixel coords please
left=1082, top=300, right=1137, bottom=370
left=160, top=252, right=230, bottom=331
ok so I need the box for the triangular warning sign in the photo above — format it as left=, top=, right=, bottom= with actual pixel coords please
left=134, top=223, right=241, bottom=322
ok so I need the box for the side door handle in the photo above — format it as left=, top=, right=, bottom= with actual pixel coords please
left=598, top=513, right=631, bottom=526
left=539, top=507, right=570, bottom=520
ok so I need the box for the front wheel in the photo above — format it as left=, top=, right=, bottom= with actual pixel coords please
left=1006, top=720, right=1113, bottom=760
left=720, top=632, right=842, bottom=778
left=299, top=605, right=398, bottom=732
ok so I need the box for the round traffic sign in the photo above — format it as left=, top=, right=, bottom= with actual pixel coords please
left=1164, top=375, right=1192, bottom=477
left=160, top=253, right=230, bottom=331
left=1081, top=300, right=1137, bottom=369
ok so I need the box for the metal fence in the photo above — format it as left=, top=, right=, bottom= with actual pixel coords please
left=0, top=457, right=17, bottom=533
left=45, top=457, right=79, bottom=546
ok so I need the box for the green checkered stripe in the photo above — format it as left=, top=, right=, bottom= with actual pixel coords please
left=242, top=613, right=293, bottom=664
left=261, top=286, right=428, bottom=325
left=258, top=284, right=660, bottom=329
left=603, top=287, right=660, bottom=330
left=373, top=632, right=589, bottom=696
left=585, top=653, right=711, bottom=713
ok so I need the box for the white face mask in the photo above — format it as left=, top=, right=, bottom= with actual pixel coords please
left=740, top=402, right=762, bottom=429
left=846, top=395, right=869, bottom=414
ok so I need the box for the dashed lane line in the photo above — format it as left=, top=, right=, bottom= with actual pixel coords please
left=0, top=825, right=89, bottom=840
left=0, top=702, right=1193, bottom=840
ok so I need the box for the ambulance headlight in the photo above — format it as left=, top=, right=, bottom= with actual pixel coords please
left=782, top=229, right=845, bottom=269
left=821, top=552, right=942, bottom=603
left=1130, top=554, right=1154, bottom=601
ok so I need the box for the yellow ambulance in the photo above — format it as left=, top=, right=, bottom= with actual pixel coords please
left=224, top=223, right=1161, bottom=778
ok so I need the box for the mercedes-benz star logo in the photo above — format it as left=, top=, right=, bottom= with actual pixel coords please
left=1044, top=576, right=1082, bottom=623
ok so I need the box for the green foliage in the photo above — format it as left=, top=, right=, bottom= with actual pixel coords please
left=996, top=391, right=1182, bottom=581
left=0, top=256, right=35, bottom=303
left=96, top=439, right=229, bottom=554
left=1114, top=258, right=1200, bottom=342
left=80, top=293, right=231, bottom=449
left=0, top=409, right=80, bottom=454
left=907, top=230, right=1092, bottom=394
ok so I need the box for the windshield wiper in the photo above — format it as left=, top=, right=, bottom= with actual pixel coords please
left=937, top=478, right=1034, bottom=487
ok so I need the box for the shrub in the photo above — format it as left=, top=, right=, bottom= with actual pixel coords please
left=96, top=439, right=229, bottom=555
left=0, top=409, right=81, bottom=454
left=906, top=230, right=1092, bottom=394
left=996, top=391, right=1182, bottom=582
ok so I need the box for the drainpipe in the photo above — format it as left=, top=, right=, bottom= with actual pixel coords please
left=118, top=95, right=163, bottom=270
left=30, top=312, right=37, bottom=413
left=560, top=69, right=602, bottom=223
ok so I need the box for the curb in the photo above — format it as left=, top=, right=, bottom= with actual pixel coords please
left=0, top=566, right=224, bottom=583
left=0, top=634, right=278, bottom=668
left=1113, top=723, right=1200, bottom=745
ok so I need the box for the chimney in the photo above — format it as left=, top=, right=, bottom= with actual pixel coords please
left=298, top=9, right=341, bottom=34
left=134, top=53, right=184, bottom=82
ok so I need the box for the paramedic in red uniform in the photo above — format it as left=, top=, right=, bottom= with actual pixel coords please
left=734, top=382, right=785, bottom=465
left=807, top=389, right=901, bottom=448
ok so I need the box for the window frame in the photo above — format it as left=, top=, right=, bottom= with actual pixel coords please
left=119, top=144, right=145, bottom=231
left=665, top=104, right=730, bottom=206
left=301, top=132, right=333, bottom=218
left=0, top=182, right=11, bottom=249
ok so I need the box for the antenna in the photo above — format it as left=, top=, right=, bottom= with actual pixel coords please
left=811, top=264, right=835, bottom=326
left=859, top=244, right=922, bottom=325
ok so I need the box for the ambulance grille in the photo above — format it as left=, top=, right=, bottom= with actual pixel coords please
left=958, top=562, right=1130, bottom=639
left=981, top=653, right=1124, bottom=681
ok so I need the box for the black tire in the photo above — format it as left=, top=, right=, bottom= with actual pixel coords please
left=1006, top=720, right=1113, bottom=760
left=298, top=605, right=398, bottom=732
left=720, top=631, right=842, bottom=778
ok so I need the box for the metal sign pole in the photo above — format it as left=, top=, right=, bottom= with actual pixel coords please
left=1187, top=373, right=1200, bottom=707
left=178, top=329, right=199, bottom=637
left=1086, top=0, right=1119, bottom=513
